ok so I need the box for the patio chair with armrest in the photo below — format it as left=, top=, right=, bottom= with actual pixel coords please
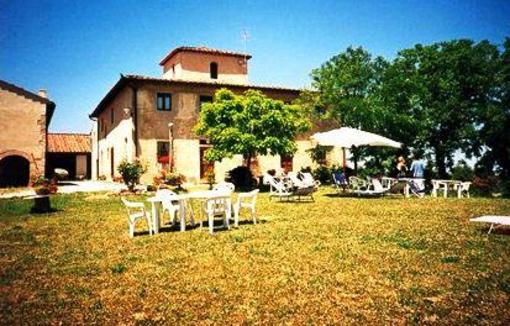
left=455, top=182, right=472, bottom=198
left=203, top=194, right=231, bottom=235
left=121, top=197, right=153, bottom=237
left=431, top=180, right=449, bottom=198
left=233, top=189, right=259, bottom=227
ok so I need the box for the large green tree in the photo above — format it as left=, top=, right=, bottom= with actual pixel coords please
left=310, top=46, right=389, bottom=131
left=478, top=37, right=510, bottom=180
left=194, top=89, right=311, bottom=169
left=308, top=46, right=405, bottom=172
left=308, top=41, right=501, bottom=178
left=383, top=40, right=500, bottom=177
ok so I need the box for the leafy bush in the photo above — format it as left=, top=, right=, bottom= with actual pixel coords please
left=307, top=145, right=333, bottom=165
left=117, top=159, right=146, bottom=192
left=451, top=161, right=474, bottom=181
left=312, top=166, right=332, bottom=185
left=226, top=166, right=256, bottom=191
left=471, top=176, right=499, bottom=196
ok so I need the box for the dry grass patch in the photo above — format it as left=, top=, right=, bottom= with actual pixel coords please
left=0, top=190, right=509, bottom=324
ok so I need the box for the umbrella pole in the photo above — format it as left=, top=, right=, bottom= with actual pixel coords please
left=342, top=147, right=346, bottom=175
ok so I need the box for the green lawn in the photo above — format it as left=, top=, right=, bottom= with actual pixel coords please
left=0, top=189, right=509, bottom=324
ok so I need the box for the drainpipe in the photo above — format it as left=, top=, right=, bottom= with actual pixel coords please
left=130, top=85, right=139, bottom=157
left=89, top=117, right=99, bottom=179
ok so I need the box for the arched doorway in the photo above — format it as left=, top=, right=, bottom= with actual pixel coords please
left=0, top=155, right=30, bottom=187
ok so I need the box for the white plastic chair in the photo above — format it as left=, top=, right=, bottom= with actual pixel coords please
left=213, top=182, right=235, bottom=193
left=203, top=194, right=231, bottom=235
left=234, top=189, right=259, bottom=227
left=121, top=197, right=153, bottom=237
left=156, top=189, right=180, bottom=225
left=431, top=180, right=449, bottom=198
left=457, top=182, right=472, bottom=198
left=265, top=174, right=293, bottom=200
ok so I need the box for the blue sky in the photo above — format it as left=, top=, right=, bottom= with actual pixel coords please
left=1, top=0, right=509, bottom=133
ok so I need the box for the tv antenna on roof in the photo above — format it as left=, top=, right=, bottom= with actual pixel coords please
left=240, top=28, right=250, bottom=65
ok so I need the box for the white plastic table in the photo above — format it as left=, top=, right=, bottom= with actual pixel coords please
left=431, top=179, right=462, bottom=198
left=147, top=190, right=232, bottom=233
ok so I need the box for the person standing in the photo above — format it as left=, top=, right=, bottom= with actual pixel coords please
left=396, top=156, right=407, bottom=178
left=410, top=155, right=426, bottom=178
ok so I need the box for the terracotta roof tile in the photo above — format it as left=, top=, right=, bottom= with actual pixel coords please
left=160, top=46, right=252, bottom=66
left=47, top=133, right=91, bottom=153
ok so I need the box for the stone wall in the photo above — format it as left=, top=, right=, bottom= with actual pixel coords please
left=0, top=88, right=47, bottom=180
left=162, top=51, right=248, bottom=84
left=92, top=80, right=342, bottom=184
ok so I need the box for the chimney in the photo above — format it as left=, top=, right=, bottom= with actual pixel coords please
left=38, top=89, right=48, bottom=99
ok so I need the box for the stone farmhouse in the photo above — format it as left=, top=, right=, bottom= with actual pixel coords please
left=0, top=79, right=91, bottom=187
left=89, top=46, right=341, bottom=184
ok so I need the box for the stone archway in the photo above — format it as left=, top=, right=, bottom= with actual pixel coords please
left=0, top=152, right=31, bottom=187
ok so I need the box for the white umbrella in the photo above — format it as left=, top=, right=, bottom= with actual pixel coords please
left=311, top=127, right=401, bottom=148
left=310, top=127, right=401, bottom=173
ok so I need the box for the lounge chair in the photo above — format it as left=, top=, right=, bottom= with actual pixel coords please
left=265, top=174, right=315, bottom=201
left=408, top=179, right=426, bottom=197
left=332, top=172, right=348, bottom=192
left=470, top=215, right=510, bottom=234
left=348, top=176, right=369, bottom=191
left=301, top=172, right=321, bottom=188
left=352, top=178, right=388, bottom=197
left=265, top=174, right=293, bottom=201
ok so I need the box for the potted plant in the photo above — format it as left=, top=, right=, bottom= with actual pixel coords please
left=165, top=172, right=186, bottom=190
left=29, top=176, right=58, bottom=213
left=205, top=168, right=215, bottom=190
left=117, top=159, right=147, bottom=192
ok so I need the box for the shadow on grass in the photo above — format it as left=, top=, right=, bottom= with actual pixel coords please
left=153, top=217, right=268, bottom=235
left=323, top=192, right=405, bottom=200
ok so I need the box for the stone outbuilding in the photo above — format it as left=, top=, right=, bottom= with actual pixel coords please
left=46, top=133, right=91, bottom=180
left=0, top=79, right=55, bottom=187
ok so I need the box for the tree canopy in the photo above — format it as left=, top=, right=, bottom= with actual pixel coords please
left=306, top=39, right=508, bottom=179
left=194, top=89, right=311, bottom=168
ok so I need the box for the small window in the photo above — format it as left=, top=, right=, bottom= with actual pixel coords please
left=210, top=62, right=218, bottom=79
left=157, top=93, right=172, bottom=111
left=199, top=95, right=213, bottom=111
left=157, top=141, right=170, bottom=166
left=110, top=108, right=115, bottom=124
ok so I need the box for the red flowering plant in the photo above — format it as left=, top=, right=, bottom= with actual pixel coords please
left=31, top=176, right=58, bottom=195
